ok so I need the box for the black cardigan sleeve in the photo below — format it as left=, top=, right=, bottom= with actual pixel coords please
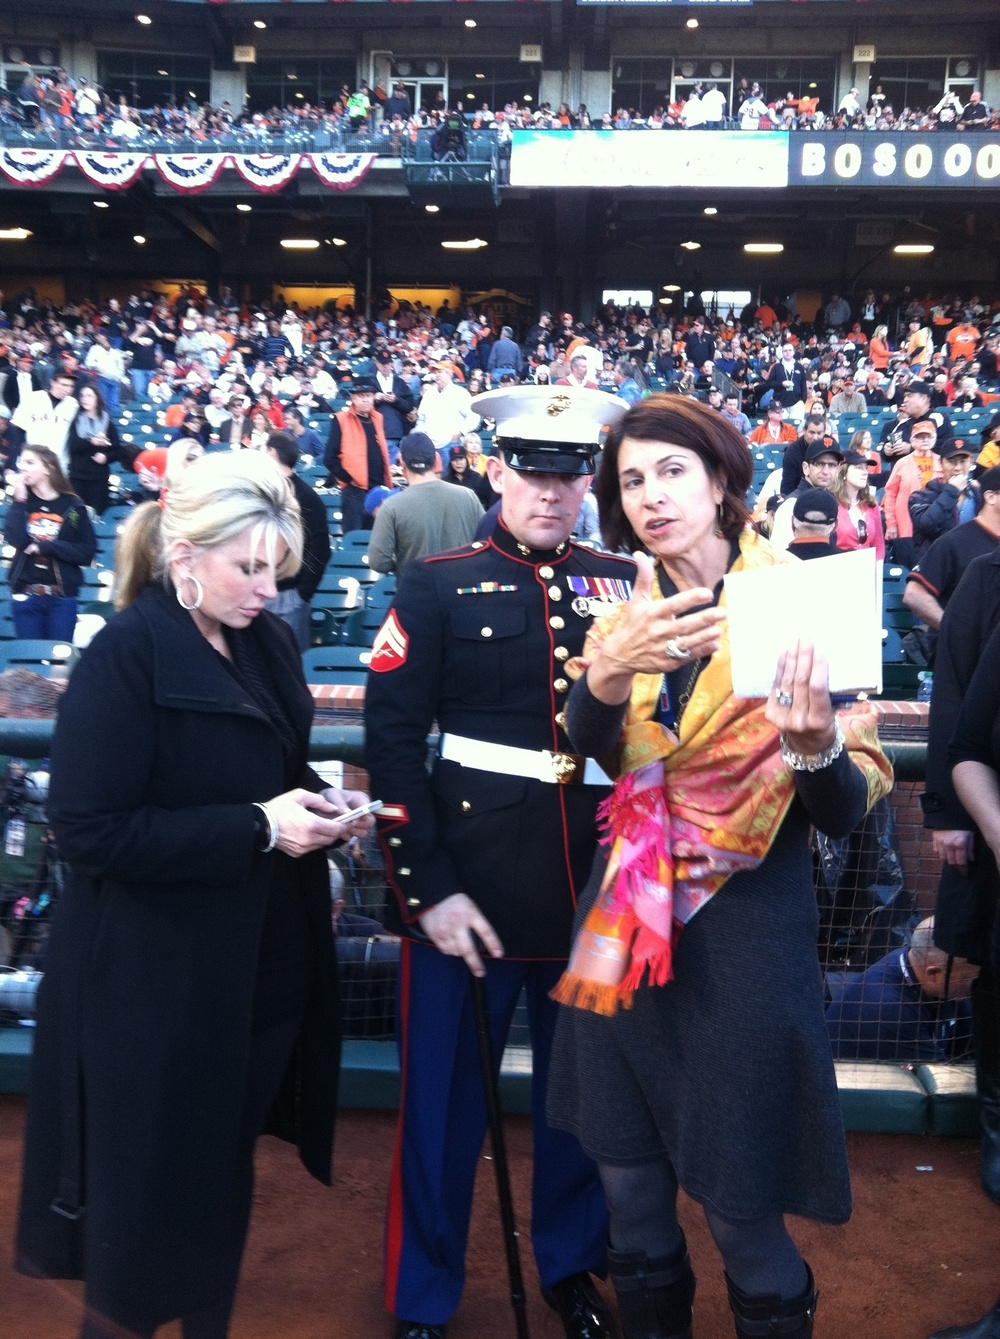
left=948, top=621, right=1000, bottom=773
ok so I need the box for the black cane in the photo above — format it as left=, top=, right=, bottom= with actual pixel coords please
left=469, top=939, right=531, bottom=1339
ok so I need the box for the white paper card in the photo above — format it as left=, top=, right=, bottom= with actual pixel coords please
left=724, top=547, right=883, bottom=698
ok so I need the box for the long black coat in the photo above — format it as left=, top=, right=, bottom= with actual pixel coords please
left=16, top=583, right=341, bottom=1331
left=925, top=547, right=1000, bottom=961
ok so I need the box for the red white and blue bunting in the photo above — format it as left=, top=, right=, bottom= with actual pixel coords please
left=0, top=148, right=67, bottom=187
left=307, top=152, right=376, bottom=190
left=231, top=152, right=302, bottom=192
left=0, top=149, right=377, bottom=194
left=74, top=151, right=148, bottom=191
left=153, top=153, right=228, bottom=194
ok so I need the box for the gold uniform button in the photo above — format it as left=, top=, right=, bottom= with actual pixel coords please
left=548, top=586, right=562, bottom=601
left=388, top=837, right=402, bottom=847
left=554, top=678, right=569, bottom=694
left=461, top=800, right=472, bottom=812
left=407, top=897, right=420, bottom=907
left=555, top=711, right=567, bottom=728
left=539, top=565, right=555, bottom=579
left=549, top=615, right=565, bottom=630
left=481, top=627, right=493, bottom=638
left=554, top=646, right=569, bottom=662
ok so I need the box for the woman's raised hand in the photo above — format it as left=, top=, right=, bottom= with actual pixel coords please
left=765, top=641, right=837, bottom=757
left=603, top=552, right=727, bottom=676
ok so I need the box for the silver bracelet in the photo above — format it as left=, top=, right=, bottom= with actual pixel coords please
left=780, top=720, right=845, bottom=773
left=253, top=802, right=279, bottom=853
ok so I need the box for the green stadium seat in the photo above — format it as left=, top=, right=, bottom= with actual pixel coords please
left=301, top=645, right=372, bottom=685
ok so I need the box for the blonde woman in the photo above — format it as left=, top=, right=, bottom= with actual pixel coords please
left=17, top=452, right=373, bottom=1339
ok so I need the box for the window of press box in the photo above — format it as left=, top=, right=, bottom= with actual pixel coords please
left=611, top=57, right=835, bottom=119
left=244, top=59, right=358, bottom=113
left=447, top=58, right=541, bottom=117
left=96, top=52, right=211, bottom=111
left=866, top=57, right=979, bottom=115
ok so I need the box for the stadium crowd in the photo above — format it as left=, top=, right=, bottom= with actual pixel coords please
left=0, top=64, right=996, bottom=149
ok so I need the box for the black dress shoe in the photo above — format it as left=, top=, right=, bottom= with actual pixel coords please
left=394, top=1323, right=446, bottom=1339
left=544, top=1272, right=617, bottom=1339
left=929, top=1301, right=1000, bottom=1339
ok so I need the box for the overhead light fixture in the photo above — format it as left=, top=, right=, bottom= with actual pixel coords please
left=133, top=234, right=146, bottom=245
left=93, top=200, right=109, bottom=209
left=188, top=91, right=196, bottom=99
left=442, top=238, right=488, bottom=250
left=523, top=94, right=533, bottom=103
left=808, top=82, right=817, bottom=90
left=464, top=18, right=477, bottom=27
left=136, top=13, right=152, bottom=24
left=659, top=298, right=673, bottom=306
left=686, top=17, right=699, bottom=28
left=663, top=284, right=681, bottom=292
left=330, top=237, right=347, bottom=247
left=703, top=206, right=718, bottom=216
left=280, top=238, right=320, bottom=249
left=0, top=227, right=32, bottom=240
left=236, top=202, right=252, bottom=212
left=425, top=204, right=440, bottom=213
left=286, top=73, right=297, bottom=81
left=894, top=243, right=934, bottom=255
left=466, top=93, right=475, bottom=100
left=475, top=73, right=485, bottom=80
left=295, top=92, right=304, bottom=99
left=157, top=69, right=169, bottom=78
left=680, top=240, right=701, bottom=251
left=253, top=19, right=267, bottom=29
left=744, top=242, right=784, bottom=253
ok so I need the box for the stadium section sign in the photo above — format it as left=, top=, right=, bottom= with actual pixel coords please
left=787, top=132, right=1000, bottom=188
left=510, top=129, right=787, bottom=189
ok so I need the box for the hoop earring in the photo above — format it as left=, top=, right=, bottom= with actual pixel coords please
left=175, top=573, right=204, bottom=612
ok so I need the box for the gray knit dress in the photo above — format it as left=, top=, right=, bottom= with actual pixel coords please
left=547, top=677, right=870, bottom=1226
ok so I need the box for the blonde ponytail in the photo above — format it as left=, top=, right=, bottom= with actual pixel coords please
left=114, top=501, right=163, bottom=611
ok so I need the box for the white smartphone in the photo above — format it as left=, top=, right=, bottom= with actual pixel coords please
left=335, top=799, right=384, bottom=823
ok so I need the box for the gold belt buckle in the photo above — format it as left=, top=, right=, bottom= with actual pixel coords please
left=548, top=751, right=583, bottom=784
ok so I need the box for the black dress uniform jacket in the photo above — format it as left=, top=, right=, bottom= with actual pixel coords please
left=364, top=520, right=635, bottom=960
left=16, top=584, right=341, bottom=1331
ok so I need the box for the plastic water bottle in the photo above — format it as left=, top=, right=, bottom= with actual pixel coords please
left=918, top=671, right=933, bottom=703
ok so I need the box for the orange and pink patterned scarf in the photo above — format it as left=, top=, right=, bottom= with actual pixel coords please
left=552, top=528, right=894, bottom=1017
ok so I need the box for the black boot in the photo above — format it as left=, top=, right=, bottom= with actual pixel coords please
left=929, top=1297, right=1000, bottom=1339
left=725, top=1262, right=817, bottom=1338
left=972, top=972, right=1000, bottom=1205
left=607, top=1236, right=696, bottom=1339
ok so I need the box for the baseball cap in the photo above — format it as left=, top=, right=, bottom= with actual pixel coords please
left=792, top=488, right=838, bottom=524
left=400, top=432, right=437, bottom=473
left=350, top=375, right=378, bottom=394
left=375, top=349, right=392, bottom=364
left=471, top=386, right=628, bottom=477
left=364, top=485, right=397, bottom=515
left=935, top=438, right=972, bottom=461
left=904, top=380, right=932, bottom=397
left=842, top=450, right=869, bottom=468
left=804, top=439, right=844, bottom=463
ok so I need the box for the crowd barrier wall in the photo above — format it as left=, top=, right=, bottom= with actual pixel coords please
left=0, top=701, right=982, bottom=1136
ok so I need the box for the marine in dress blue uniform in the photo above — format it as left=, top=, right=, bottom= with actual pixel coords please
left=365, top=387, right=636, bottom=1339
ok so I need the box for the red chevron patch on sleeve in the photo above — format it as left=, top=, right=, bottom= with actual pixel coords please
left=369, top=609, right=409, bottom=672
